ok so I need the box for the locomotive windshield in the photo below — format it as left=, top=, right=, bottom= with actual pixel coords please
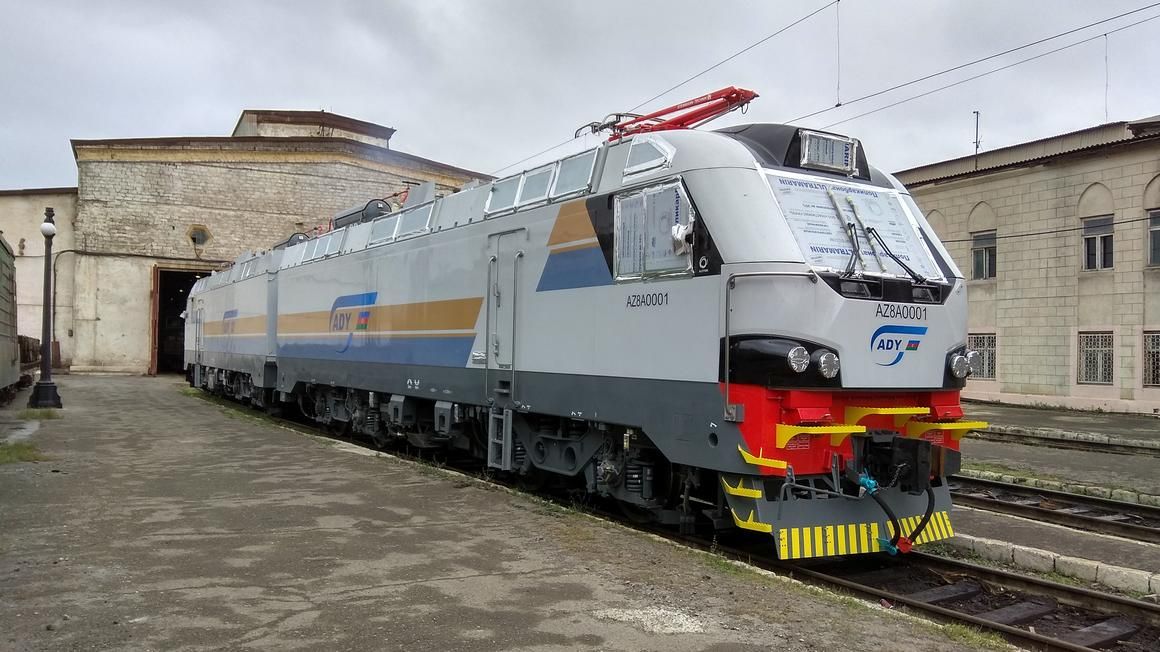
left=765, top=170, right=944, bottom=282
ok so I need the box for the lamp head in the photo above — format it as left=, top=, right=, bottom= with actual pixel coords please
left=40, top=221, right=57, bottom=238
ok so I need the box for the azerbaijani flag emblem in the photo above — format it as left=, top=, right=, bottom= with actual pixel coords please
left=906, top=340, right=921, bottom=351
left=356, top=310, right=370, bottom=331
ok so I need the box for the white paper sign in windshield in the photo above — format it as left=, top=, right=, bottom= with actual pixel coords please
left=767, top=173, right=942, bottom=281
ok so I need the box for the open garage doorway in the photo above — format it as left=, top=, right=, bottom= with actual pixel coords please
left=150, top=268, right=207, bottom=375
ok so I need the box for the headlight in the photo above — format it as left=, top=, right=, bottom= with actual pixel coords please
left=966, top=350, right=983, bottom=376
left=787, top=346, right=810, bottom=373
left=812, top=350, right=840, bottom=379
left=949, top=354, right=970, bottom=379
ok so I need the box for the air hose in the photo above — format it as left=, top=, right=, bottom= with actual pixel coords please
left=907, top=486, right=937, bottom=546
left=858, top=473, right=903, bottom=553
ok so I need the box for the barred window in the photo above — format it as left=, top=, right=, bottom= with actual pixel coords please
left=967, top=333, right=996, bottom=380
left=1077, top=332, right=1114, bottom=385
left=1145, top=332, right=1160, bottom=387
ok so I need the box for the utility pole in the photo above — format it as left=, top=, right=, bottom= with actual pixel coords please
left=973, top=110, right=981, bottom=170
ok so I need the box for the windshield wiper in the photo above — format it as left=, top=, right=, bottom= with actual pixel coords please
left=842, top=195, right=927, bottom=285
left=843, top=196, right=887, bottom=273
left=863, top=223, right=928, bottom=285
left=825, top=188, right=865, bottom=277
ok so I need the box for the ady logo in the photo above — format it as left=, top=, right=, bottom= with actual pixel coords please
left=870, top=324, right=928, bottom=367
left=329, top=292, right=377, bottom=353
left=222, top=309, right=238, bottom=335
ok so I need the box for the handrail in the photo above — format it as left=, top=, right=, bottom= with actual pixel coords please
left=484, top=255, right=496, bottom=404
left=511, top=250, right=524, bottom=408
left=722, top=269, right=818, bottom=422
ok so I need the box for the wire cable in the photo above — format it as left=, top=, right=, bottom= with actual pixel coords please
left=628, top=1, right=837, bottom=113
left=788, top=1, right=1160, bottom=124
left=941, top=214, right=1154, bottom=244
left=491, top=1, right=836, bottom=175
left=819, top=12, right=1160, bottom=130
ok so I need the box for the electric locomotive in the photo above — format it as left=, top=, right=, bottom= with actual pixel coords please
left=186, top=87, right=986, bottom=559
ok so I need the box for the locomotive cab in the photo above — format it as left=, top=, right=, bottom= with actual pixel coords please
left=678, top=124, right=986, bottom=557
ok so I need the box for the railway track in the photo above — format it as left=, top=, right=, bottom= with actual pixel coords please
left=791, top=552, right=1160, bottom=652
left=950, top=475, right=1160, bottom=545
left=192, top=389, right=1160, bottom=652
left=968, top=429, right=1160, bottom=459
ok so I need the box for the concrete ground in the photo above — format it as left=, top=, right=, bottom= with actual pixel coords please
left=961, top=438, right=1160, bottom=496
left=0, top=376, right=987, bottom=652
left=953, top=507, right=1160, bottom=576
left=963, top=400, right=1160, bottom=441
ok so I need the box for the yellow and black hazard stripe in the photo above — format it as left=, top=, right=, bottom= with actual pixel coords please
left=775, top=510, right=955, bottom=560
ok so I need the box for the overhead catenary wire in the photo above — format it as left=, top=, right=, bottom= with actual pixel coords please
left=940, top=214, right=1154, bottom=244
left=788, top=1, right=1160, bottom=124
left=490, top=0, right=837, bottom=176
left=626, top=0, right=838, bottom=113
left=818, top=12, right=1160, bottom=130
left=491, top=2, right=1160, bottom=177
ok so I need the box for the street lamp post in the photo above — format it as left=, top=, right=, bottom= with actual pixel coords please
left=28, top=207, right=62, bottom=408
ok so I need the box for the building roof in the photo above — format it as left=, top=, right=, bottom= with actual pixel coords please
left=69, top=136, right=490, bottom=182
left=231, top=109, right=396, bottom=141
left=896, top=115, right=1160, bottom=187
left=0, top=186, right=78, bottom=197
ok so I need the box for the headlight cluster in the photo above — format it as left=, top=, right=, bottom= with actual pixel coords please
left=786, top=345, right=840, bottom=379
left=948, top=350, right=981, bottom=379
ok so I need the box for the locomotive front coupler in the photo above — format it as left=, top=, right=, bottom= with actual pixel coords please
left=840, top=432, right=961, bottom=554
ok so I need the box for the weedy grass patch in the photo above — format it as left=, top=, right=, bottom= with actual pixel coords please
left=0, top=441, right=48, bottom=464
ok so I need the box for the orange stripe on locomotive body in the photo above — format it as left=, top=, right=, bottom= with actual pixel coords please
left=203, top=315, right=266, bottom=336
left=725, top=383, right=967, bottom=478
left=547, top=200, right=597, bottom=247
left=278, top=297, right=483, bottom=334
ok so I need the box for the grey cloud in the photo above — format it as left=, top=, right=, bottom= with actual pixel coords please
left=1, top=0, right=1157, bottom=188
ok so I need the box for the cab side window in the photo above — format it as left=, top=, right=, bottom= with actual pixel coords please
left=613, top=181, right=694, bottom=280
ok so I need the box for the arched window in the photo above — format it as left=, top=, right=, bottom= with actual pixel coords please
left=1076, top=183, right=1114, bottom=271
left=966, top=202, right=997, bottom=280
left=1144, top=174, right=1160, bottom=267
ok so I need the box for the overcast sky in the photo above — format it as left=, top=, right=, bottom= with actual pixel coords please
left=2, top=0, right=1158, bottom=189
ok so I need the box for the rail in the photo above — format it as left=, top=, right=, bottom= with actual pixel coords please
left=950, top=474, right=1160, bottom=544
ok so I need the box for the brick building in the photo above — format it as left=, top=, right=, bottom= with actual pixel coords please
left=0, top=110, right=487, bottom=374
left=896, top=116, right=1160, bottom=414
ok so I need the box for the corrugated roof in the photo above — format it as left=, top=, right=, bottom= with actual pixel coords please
left=895, top=116, right=1160, bottom=187
left=0, top=186, right=78, bottom=197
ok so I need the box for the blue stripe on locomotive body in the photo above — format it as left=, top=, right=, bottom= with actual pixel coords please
left=536, top=245, right=613, bottom=291
left=277, top=334, right=475, bottom=367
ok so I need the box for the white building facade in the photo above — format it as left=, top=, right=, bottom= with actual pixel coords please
left=896, top=117, right=1160, bottom=414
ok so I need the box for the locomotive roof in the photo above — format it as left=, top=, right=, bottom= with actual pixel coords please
left=192, top=122, right=897, bottom=294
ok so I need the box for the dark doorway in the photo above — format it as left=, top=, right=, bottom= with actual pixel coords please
left=154, top=269, right=203, bottom=374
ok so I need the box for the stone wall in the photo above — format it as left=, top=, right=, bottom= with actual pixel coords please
left=66, top=141, right=477, bottom=373
left=909, top=140, right=1160, bottom=412
left=73, top=158, right=413, bottom=259
left=0, top=190, right=77, bottom=365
